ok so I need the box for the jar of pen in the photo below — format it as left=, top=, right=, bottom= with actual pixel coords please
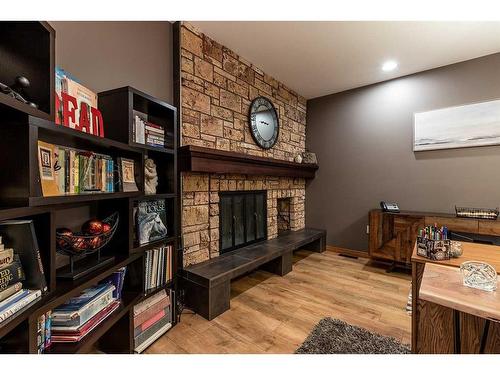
left=417, top=225, right=461, bottom=261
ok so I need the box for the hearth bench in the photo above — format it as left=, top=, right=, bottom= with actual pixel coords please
left=182, top=228, right=326, bottom=320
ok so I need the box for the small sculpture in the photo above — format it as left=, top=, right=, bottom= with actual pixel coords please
left=302, top=151, right=318, bottom=164
left=144, top=157, right=158, bottom=195
left=294, top=154, right=303, bottom=163
left=0, top=76, right=38, bottom=108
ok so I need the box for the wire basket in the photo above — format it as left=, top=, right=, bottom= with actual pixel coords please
left=455, top=206, right=499, bottom=220
left=56, top=212, right=119, bottom=256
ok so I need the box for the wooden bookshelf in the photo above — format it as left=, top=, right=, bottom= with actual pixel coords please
left=0, top=23, right=179, bottom=353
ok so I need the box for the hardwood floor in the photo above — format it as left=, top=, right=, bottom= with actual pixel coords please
left=146, top=247, right=412, bottom=354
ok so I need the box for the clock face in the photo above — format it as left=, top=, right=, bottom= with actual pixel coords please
left=249, top=97, right=279, bottom=149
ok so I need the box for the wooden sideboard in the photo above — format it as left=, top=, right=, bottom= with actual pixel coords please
left=368, top=209, right=500, bottom=265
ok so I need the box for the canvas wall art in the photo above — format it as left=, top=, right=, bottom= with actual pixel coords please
left=413, top=99, right=500, bottom=151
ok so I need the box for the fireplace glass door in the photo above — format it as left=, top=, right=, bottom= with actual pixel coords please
left=219, top=191, right=267, bottom=254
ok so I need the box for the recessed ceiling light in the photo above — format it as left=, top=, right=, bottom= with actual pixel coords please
left=382, top=60, right=398, bottom=72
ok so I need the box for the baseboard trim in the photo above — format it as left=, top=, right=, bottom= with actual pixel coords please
left=327, top=246, right=369, bottom=259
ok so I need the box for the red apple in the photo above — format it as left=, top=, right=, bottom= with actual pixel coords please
left=102, top=222, right=112, bottom=233
left=73, top=237, right=87, bottom=252
left=82, top=219, right=103, bottom=235
left=56, top=227, right=73, bottom=237
left=89, top=236, right=102, bottom=249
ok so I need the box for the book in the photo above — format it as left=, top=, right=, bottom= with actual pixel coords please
left=52, top=284, right=115, bottom=327
left=133, top=289, right=167, bottom=316
left=0, top=220, right=47, bottom=293
left=55, top=67, right=102, bottom=136
left=0, top=282, right=22, bottom=302
left=56, top=147, right=66, bottom=194
left=134, top=321, right=172, bottom=354
left=100, top=267, right=127, bottom=300
left=37, top=312, right=46, bottom=353
left=52, top=300, right=120, bottom=342
left=136, top=200, right=168, bottom=245
left=0, top=248, right=14, bottom=269
left=143, top=246, right=172, bottom=291
left=37, top=141, right=60, bottom=196
left=0, top=289, right=42, bottom=323
left=117, top=157, right=139, bottom=192
left=45, top=311, right=52, bottom=350
left=0, top=260, right=25, bottom=292
left=52, top=299, right=118, bottom=333
left=0, top=289, right=29, bottom=311
left=133, top=315, right=172, bottom=351
left=133, top=295, right=170, bottom=328
left=134, top=307, right=169, bottom=337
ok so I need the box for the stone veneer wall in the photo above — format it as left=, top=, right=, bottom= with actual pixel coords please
left=179, top=22, right=307, bottom=267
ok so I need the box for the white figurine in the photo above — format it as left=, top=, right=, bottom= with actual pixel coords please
left=144, top=158, right=158, bottom=195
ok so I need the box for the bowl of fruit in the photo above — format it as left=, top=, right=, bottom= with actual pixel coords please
left=56, top=212, right=119, bottom=256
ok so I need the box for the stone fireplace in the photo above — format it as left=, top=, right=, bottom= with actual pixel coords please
left=182, top=173, right=306, bottom=266
left=178, top=22, right=308, bottom=267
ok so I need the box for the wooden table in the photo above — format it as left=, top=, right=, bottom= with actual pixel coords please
left=412, top=241, right=500, bottom=353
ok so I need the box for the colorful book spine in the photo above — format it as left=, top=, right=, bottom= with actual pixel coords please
left=133, top=289, right=167, bottom=316
left=134, top=296, right=170, bottom=328
left=0, top=282, right=22, bottom=302
left=45, top=310, right=52, bottom=350
left=133, top=315, right=171, bottom=350
left=134, top=307, right=168, bottom=336
left=37, top=313, right=46, bottom=353
left=0, top=261, right=25, bottom=292
left=52, top=286, right=115, bottom=327
left=0, top=248, right=14, bottom=269
left=0, top=289, right=29, bottom=311
left=0, top=289, right=42, bottom=323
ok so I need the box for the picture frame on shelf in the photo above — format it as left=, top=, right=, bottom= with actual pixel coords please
left=117, top=157, right=139, bottom=192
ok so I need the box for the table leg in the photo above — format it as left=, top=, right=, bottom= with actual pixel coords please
left=454, top=310, right=461, bottom=354
left=479, top=320, right=491, bottom=354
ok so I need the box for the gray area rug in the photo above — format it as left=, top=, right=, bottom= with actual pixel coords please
left=295, top=318, right=410, bottom=354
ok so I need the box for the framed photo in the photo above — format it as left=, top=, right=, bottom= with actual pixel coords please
left=118, top=157, right=138, bottom=192
left=414, top=98, right=500, bottom=151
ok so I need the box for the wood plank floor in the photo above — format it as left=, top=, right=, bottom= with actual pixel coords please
left=146, top=247, right=412, bottom=354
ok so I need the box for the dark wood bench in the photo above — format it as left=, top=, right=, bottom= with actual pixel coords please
left=182, top=228, right=326, bottom=320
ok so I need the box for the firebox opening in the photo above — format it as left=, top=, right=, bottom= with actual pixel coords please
left=219, top=191, right=267, bottom=254
left=277, top=197, right=291, bottom=235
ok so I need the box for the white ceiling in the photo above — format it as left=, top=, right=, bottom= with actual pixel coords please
left=190, top=21, right=500, bottom=99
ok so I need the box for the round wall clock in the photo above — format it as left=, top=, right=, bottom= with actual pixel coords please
left=248, top=96, right=279, bottom=149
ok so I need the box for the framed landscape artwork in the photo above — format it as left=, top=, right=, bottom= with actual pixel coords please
left=413, top=98, right=500, bottom=151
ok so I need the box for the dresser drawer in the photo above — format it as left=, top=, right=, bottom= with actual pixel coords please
left=478, top=220, right=500, bottom=236
left=424, top=216, right=478, bottom=233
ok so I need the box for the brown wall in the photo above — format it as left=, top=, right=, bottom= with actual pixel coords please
left=306, top=53, right=500, bottom=251
left=50, top=21, right=173, bottom=102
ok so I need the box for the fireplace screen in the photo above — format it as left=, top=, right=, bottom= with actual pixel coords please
left=219, top=191, right=266, bottom=254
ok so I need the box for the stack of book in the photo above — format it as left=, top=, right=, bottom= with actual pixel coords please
left=133, top=289, right=172, bottom=353
left=0, top=220, right=47, bottom=324
left=133, top=111, right=166, bottom=148
left=144, top=245, right=173, bottom=291
left=51, top=267, right=126, bottom=343
left=37, top=140, right=115, bottom=197
left=36, top=311, right=52, bottom=353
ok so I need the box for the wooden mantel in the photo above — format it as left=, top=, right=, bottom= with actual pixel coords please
left=178, top=145, right=319, bottom=179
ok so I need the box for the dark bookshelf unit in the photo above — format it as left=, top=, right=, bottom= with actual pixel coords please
left=0, top=31, right=179, bottom=352
left=98, top=88, right=179, bottom=333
